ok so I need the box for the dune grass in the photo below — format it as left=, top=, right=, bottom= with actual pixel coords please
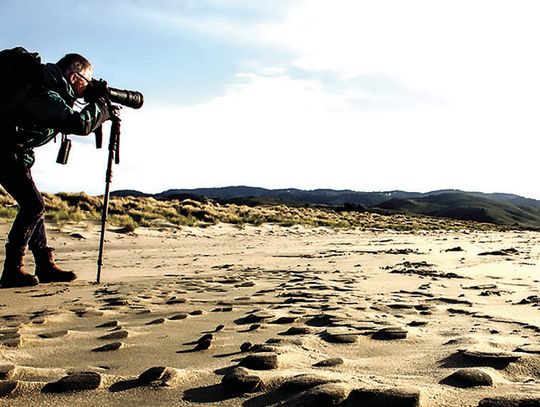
left=0, top=188, right=506, bottom=232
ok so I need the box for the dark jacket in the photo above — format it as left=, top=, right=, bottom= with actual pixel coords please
left=1, top=63, right=109, bottom=166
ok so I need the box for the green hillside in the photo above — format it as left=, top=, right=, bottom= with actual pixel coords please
left=375, top=192, right=540, bottom=229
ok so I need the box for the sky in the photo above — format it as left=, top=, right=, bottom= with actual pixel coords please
left=2, top=0, right=540, bottom=198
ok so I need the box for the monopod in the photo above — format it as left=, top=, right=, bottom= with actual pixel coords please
left=94, top=84, right=143, bottom=283
left=96, top=103, right=121, bottom=284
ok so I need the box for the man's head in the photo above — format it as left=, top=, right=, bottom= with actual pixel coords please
left=57, top=53, right=93, bottom=98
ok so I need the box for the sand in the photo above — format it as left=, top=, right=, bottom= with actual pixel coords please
left=0, top=219, right=540, bottom=406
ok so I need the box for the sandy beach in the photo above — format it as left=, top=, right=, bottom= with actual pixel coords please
left=1, top=219, right=540, bottom=406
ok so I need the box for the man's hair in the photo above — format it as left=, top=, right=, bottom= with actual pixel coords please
left=56, top=53, right=92, bottom=75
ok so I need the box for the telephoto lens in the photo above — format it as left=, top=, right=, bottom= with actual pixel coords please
left=107, top=87, right=144, bottom=109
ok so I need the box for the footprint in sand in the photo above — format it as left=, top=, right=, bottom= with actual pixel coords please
left=42, top=371, right=102, bottom=393
left=38, top=330, right=69, bottom=339
left=31, top=319, right=46, bottom=325
left=192, top=339, right=212, bottom=351
left=96, top=320, right=119, bottom=328
left=239, top=353, right=279, bottom=370
left=0, top=364, right=16, bottom=379
left=478, top=396, right=540, bottom=406
left=177, top=340, right=212, bottom=353
left=280, top=382, right=350, bottom=406
left=372, top=327, right=408, bottom=340
left=73, top=309, right=104, bottom=318
left=235, top=311, right=275, bottom=325
left=408, top=320, right=428, bottom=327
left=321, top=329, right=359, bottom=344
left=240, top=342, right=253, bottom=352
left=272, top=316, right=299, bottom=324
left=313, top=358, right=344, bottom=367
left=98, top=330, right=129, bottom=340
left=168, top=313, right=189, bottom=320
left=443, top=348, right=520, bottom=369
left=1, top=314, right=24, bottom=323
left=221, top=366, right=263, bottom=394
left=212, top=306, right=234, bottom=312
left=281, top=379, right=420, bottom=406
left=189, top=310, right=205, bottom=316
left=178, top=334, right=213, bottom=353
left=0, top=380, right=18, bottom=397
left=0, top=329, right=22, bottom=347
left=278, top=374, right=342, bottom=393
left=515, top=344, right=540, bottom=354
left=91, top=342, right=124, bottom=352
left=440, top=368, right=493, bottom=388
left=204, top=324, right=224, bottom=333
left=281, top=326, right=312, bottom=336
left=137, top=366, right=182, bottom=387
left=184, top=333, right=213, bottom=346
left=146, top=318, right=166, bottom=325
left=240, top=323, right=262, bottom=333
left=165, top=297, right=187, bottom=305
left=343, top=388, right=421, bottom=407
left=462, top=349, right=520, bottom=366
left=102, top=296, right=138, bottom=308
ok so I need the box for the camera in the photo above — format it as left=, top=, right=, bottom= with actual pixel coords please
left=85, top=79, right=144, bottom=109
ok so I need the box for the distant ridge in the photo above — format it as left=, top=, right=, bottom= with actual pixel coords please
left=160, top=187, right=425, bottom=206
left=112, top=186, right=540, bottom=229
left=374, top=191, right=540, bottom=229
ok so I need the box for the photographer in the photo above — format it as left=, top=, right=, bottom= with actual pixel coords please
left=0, top=53, right=111, bottom=288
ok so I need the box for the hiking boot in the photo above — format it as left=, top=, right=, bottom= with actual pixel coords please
left=1, top=245, right=39, bottom=288
left=33, top=247, right=76, bottom=283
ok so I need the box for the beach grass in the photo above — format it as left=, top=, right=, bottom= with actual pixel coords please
left=0, top=188, right=505, bottom=232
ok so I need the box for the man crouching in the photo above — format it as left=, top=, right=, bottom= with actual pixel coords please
left=0, top=50, right=111, bottom=287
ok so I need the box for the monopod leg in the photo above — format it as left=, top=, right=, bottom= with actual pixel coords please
left=96, top=116, right=121, bottom=283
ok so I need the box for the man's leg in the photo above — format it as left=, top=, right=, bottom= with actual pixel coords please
left=27, top=217, right=47, bottom=251
left=0, top=160, right=46, bottom=248
left=0, top=151, right=41, bottom=287
left=21, top=172, right=76, bottom=283
left=0, top=154, right=76, bottom=284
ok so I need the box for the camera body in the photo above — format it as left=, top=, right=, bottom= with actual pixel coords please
left=84, top=79, right=144, bottom=109
left=57, top=80, right=143, bottom=165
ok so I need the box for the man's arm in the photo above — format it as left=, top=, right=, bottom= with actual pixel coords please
left=20, top=90, right=110, bottom=136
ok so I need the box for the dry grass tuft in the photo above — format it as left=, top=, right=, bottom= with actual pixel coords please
left=0, top=188, right=506, bottom=232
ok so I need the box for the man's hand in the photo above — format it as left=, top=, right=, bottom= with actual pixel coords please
left=84, top=79, right=108, bottom=103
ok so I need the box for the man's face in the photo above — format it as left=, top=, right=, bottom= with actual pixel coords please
left=69, top=67, right=93, bottom=98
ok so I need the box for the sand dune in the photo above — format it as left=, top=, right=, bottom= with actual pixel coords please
left=0, top=220, right=540, bottom=406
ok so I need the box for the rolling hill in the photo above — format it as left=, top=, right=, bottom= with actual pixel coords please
left=112, top=187, right=540, bottom=230
left=373, top=191, right=540, bottom=229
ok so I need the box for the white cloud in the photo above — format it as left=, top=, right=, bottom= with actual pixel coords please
left=261, top=0, right=540, bottom=107
left=28, top=1, right=540, bottom=199
left=32, top=68, right=540, bottom=198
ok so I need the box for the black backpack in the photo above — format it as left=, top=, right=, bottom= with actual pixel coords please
left=0, top=47, right=44, bottom=116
